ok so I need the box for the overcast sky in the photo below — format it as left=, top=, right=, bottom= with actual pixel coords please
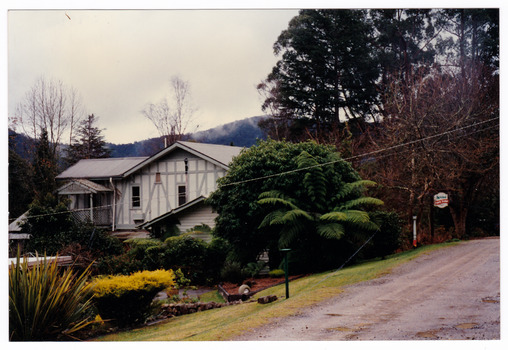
left=7, top=8, right=299, bottom=144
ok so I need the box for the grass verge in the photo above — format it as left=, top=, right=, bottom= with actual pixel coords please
left=94, top=241, right=458, bottom=341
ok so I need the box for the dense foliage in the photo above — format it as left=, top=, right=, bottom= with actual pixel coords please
left=20, top=193, right=123, bottom=258
left=92, top=269, right=175, bottom=326
left=98, top=235, right=231, bottom=286
left=260, top=9, right=499, bottom=241
left=208, top=140, right=387, bottom=272
left=9, top=253, right=94, bottom=341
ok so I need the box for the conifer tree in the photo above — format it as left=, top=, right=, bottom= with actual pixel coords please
left=32, top=129, right=58, bottom=201
left=65, top=114, right=110, bottom=166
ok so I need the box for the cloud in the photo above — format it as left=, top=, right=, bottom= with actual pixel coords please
left=8, top=9, right=298, bottom=144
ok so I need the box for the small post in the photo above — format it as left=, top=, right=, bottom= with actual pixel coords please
left=413, top=215, right=417, bottom=248
left=280, top=248, right=291, bottom=299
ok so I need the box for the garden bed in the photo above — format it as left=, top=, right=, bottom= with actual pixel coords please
left=218, top=275, right=305, bottom=302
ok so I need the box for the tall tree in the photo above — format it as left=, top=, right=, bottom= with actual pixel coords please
left=11, top=77, right=85, bottom=158
left=65, top=114, right=110, bottom=166
left=439, top=9, right=499, bottom=70
left=370, top=9, right=438, bottom=88
left=258, top=10, right=379, bottom=140
left=142, top=75, right=197, bottom=146
left=32, top=129, right=58, bottom=201
left=364, top=62, right=498, bottom=239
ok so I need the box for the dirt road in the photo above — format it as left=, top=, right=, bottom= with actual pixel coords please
left=235, top=238, right=500, bottom=340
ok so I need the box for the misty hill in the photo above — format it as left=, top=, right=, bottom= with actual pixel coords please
left=192, top=116, right=266, bottom=147
left=8, top=116, right=267, bottom=161
left=108, top=116, right=267, bottom=158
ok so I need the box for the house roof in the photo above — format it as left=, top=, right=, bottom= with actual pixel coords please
left=56, top=141, right=244, bottom=180
left=123, top=141, right=244, bottom=176
left=56, top=157, right=148, bottom=180
left=57, top=178, right=113, bottom=194
left=9, top=211, right=28, bottom=233
left=139, top=196, right=206, bottom=230
left=177, top=141, right=244, bottom=167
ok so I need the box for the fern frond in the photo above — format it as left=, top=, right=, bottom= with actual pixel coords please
left=321, top=210, right=371, bottom=224
left=339, top=197, right=384, bottom=210
left=316, top=222, right=345, bottom=240
left=279, top=221, right=306, bottom=248
left=320, top=211, right=348, bottom=222
left=258, top=196, right=299, bottom=210
left=336, top=180, right=378, bottom=200
left=281, top=208, right=313, bottom=223
left=258, top=210, right=285, bottom=228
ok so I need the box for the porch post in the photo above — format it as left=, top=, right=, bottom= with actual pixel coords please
left=90, top=193, right=94, bottom=224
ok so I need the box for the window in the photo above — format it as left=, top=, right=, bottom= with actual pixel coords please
left=131, top=185, right=141, bottom=208
left=178, top=185, right=186, bottom=206
left=155, top=172, right=161, bottom=183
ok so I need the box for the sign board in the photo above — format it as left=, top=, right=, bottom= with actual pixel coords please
left=434, top=192, right=449, bottom=208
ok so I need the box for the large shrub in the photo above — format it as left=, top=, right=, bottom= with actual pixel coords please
left=208, top=140, right=383, bottom=272
left=97, top=235, right=231, bottom=285
left=19, top=193, right=123, bottom=261
left=9, top=253, right=94, bottom=340
left=92, top=269, right=175, bottom=326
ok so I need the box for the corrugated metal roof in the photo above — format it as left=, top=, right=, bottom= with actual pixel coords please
left=58, top=179, right=113, bottom=194
left=123, top=141, right=244, bottom=177
left=56, top=157, right=148, bottom=179
left=56, top=141, right=244, bottom=180
left=177, top=141, right=244, bottom=167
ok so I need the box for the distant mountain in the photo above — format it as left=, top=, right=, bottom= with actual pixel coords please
left=8, top=116, right=268, bottom=161
left=192, top=116, right=266, bottom=147
left=8, top=129, right=36, bottom=161
left=107, top=116, right=267, bottom=158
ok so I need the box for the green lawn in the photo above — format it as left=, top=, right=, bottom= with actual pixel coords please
left=94, top=242, right=458, bottom=341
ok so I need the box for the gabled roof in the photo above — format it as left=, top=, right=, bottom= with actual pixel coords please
left=56, top=157, right=148, bottom=180
left=57, top=179, right=113, bottom=194
left=56, top=141, right=244, bottom=180
left=123, top=141, right=244, bottom=176
left=139, top=196, right=206, bottom=230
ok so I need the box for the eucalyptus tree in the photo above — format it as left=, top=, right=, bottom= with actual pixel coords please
left=258, top=9, right=380, bottom=140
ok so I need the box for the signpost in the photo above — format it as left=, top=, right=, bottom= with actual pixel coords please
left=413, top=216, right=417, bottom=248
left=280, top=248, right=291, bottom=299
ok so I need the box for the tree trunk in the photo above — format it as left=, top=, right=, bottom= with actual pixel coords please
left=449, top=205, right=468, bottom=238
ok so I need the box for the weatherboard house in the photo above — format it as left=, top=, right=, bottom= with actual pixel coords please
left=55, top=141, right=243, bottom=239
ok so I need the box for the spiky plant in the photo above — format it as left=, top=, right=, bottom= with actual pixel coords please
left=258, top=151, right=383, bottom=248
left=9, top=251, right=94, bottom=341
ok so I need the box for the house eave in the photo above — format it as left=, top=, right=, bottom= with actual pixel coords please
left=138, top=196, right=207, bottom=230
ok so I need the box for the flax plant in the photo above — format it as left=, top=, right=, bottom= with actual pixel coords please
left=9, top=251, right=94, bottom=341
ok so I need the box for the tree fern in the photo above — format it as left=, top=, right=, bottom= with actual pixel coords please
left=336, top=180, right=378, bottom=201
left=257, top=150, right=383, bottom=251
left=316, top=222, right=345, bottom=240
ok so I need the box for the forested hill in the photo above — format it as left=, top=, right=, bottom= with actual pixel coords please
left=9, top=116, right=267, bottom=161
left=107, top=116, right=267, bottom=157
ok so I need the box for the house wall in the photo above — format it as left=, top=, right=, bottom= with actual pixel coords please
left=114, top=149, right=226, bottom=229
left=175, top=203, right=218, bottom=233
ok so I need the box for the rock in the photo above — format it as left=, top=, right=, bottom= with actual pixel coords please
left=257, top=295, right=278, bottom=304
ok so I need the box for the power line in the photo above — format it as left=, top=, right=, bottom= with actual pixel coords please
left=220, top=116, right=499, bottom=188
left=13, top=116, right=498, bottom=223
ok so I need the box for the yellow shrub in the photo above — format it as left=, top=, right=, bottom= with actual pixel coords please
left=93, top=269, right=175, bottom=298
left=92, top=269, right=175, bottom=326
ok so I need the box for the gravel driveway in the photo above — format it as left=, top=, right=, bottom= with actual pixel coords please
left=235, top=238, right=500, bottom=341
